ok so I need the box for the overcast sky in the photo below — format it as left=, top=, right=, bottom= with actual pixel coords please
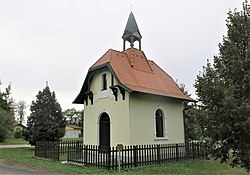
left=0, top=0, right=243, bottom=114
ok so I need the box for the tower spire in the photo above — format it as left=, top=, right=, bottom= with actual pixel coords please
left=122, top=12, right=142, bottom=51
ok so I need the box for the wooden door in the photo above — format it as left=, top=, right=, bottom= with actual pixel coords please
left=99, top=113, right=110, bottom=148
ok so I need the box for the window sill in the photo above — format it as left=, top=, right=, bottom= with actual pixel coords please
left=154, top=137, right=168, bottom=141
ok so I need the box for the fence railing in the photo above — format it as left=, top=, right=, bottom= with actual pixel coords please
left=67, top=142, right=204, bottom=169
left=35, top=140, right=205, bottom=169
left=35, top=140, right=83, bottom=161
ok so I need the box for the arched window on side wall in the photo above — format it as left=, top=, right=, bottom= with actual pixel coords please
left=155, top=109, right=165, bottom=138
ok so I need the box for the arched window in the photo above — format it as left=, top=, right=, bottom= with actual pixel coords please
left=155, top=109, right=164, bottom=138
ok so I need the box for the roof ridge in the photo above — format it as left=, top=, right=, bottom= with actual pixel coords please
left=90, top=48, right=113, bottom=68
left=141, top=51, right=154, bottom=72
left=150, top=61, right=174, bottom=81
left=123, top=48, right=154, bottom=72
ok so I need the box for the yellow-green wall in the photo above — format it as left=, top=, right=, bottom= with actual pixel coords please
left=84, top=70, right=130, bottom=146
left=83, top=70, right=185, bottom=146
left=129, top=93, right=185, bottom=145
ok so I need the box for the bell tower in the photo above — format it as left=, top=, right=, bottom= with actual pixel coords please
left=122, top=12, right=142, bottom=51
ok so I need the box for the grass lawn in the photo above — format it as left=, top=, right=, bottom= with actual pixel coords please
left=0, top=139, right=29, bottom=145
left=0, top=147, right=248, bottom=175
left=0, top=137, right=83, bottom=145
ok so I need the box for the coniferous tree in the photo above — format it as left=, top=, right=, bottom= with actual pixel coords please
left=23, top=86, right=66, bottom=145
left=195, top=1, right=250, bottom=171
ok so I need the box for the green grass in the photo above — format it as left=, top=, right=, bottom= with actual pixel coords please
left=0, top=138, right=83, bottom=145
left=0, top=147, right=106, bottom=174
left=0, top=139, right=29, bottom=145
left=0, top=147, right=248, bottom=175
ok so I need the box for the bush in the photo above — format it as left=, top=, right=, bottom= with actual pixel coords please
left=14, top=129, right=24, bottom=139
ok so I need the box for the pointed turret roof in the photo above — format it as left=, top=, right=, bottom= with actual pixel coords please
left=122, top=12, right=142, bottom=40
left=122, top=12, right=142, bottom=50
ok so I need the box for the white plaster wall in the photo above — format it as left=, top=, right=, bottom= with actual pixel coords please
left=129, top=93, right=185, bottom=145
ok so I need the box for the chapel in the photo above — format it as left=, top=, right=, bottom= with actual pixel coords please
left=74, top=12, right=194, bottom=147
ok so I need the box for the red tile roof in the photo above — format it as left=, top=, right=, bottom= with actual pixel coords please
left=89, top=48, right=194, bottom=102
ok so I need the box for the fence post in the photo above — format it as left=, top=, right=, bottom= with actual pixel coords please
left=35, top=141, right=37, bottom=157
left=107, top=147, right=111, bottom=170
left=57, top=141, right=60, bottom=161
left=157, top=144, right=161, bottom=164
left=197, top=142, right=200, bottom=157
left=192, top=142, right=195, bottom=159
left=44, top=141, right=47, bottom=159
left=133, top=145, right=138, bottom=167
left=67, top=141, right=70, bottom=162
left=185, top=142, right=190, bottom=157
left=76, top=141, right=80, bottom=160
left=84, top=145, right=88, bottom=165
left=176, top=144, right=179, bottom=161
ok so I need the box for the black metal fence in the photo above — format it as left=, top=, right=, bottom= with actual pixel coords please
left=35, top=140, right=83, bottom=161
left=67, top=142, right=204, bottom=169
left=35, top=140, right=205, bottom=170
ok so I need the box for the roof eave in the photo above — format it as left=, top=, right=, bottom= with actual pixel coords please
left=130, top=90, right=196, bottom=102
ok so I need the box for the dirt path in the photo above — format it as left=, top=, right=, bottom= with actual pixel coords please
left=0, top=145, right=70, bottom=175
left=0, top=145, right=33, bottom=148
left=0, top=159, right=67, bottom=175
left=0, top=158, right=49, bottom=175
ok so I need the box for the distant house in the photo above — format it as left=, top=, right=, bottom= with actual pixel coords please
left=74, top=12, right=194, bottom=147
left=13, top=122, right=26, bottom=139
left=13, top=122, right=26, bottom=132
left=64, top=125, right=82, bottom=138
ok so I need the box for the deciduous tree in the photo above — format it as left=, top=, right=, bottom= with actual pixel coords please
left=195, top=1, right=250, bottom=171
left=63, top=108, right=83, bottom=127
left=16, top=100, right=26, bottom=124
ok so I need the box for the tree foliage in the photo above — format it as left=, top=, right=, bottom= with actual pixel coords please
left=184, top=105, right=205, bottom=141
left=0, top=83, right=15, bottom=142
left=23, top=86, right=66, bottom=145
left=179, top=84, right=203, bottom=142
left=195, top=1, right=250, bottom=171
left=63, top=108, right=84, bottom=127
left=16, top=100, right=27, bottom=124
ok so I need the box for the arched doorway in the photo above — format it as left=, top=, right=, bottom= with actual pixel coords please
left=99, top=113, right=110, bottom=148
